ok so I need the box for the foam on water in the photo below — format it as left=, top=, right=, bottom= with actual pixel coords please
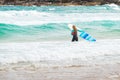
left=0, top=11, right=120, bottom=25
left=0, top=4, right=120, bottom=26
left=107, top=3, right=120, bottom=10
left=0, top=5, right=120, bottom=66
left=0, top=39, right=120, bottom=65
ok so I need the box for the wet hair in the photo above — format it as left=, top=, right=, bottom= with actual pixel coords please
left=72, top=25, right=77, bottom=32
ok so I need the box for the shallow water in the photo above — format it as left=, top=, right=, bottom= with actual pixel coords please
left=0, top=4, right=120, bottom=66
left=0, top=39, right=120, bottom=66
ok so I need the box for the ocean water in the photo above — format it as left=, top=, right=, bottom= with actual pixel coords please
left=0, top=4, right=120, bottom=66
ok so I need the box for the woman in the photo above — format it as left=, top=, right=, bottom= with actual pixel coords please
left=71, top=25, right=78, bottom=42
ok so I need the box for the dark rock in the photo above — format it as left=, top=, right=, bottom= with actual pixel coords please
left=0, top=0, right=120, bottom=6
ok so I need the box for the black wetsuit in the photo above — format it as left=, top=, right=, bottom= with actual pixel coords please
left=72, top=31, right=78, bottom=42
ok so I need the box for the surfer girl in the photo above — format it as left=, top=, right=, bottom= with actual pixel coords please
left=71, top=25, right=78, bottom=42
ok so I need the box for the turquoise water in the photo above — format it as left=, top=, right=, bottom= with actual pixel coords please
left=0, top=4, right=120, bottom=42
left=0, top=4, right=120, bottom=65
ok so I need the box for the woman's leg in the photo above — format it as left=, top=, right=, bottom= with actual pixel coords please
left=72, top=35, right=75, bottom=42
left=75, top=37, right=78, bottom=41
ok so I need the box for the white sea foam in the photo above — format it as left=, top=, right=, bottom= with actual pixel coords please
left=108, top=4, right=120, bottom=10
left=0, top=11, right=120, bottom=25
left=0, top=39, right=120, bottom=65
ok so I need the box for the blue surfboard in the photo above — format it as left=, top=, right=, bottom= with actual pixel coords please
left=68, top=24, right=96, bottom=42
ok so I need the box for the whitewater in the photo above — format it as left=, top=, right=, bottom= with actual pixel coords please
left=0, top=4, right=120, bottom=67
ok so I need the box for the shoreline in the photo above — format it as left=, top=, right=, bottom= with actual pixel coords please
left=0, top=3, right=120, bottom=80
left=0, top=62, right=120, bottom=80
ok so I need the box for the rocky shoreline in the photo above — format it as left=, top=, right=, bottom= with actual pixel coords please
left=0, top=0, right=120, bottom=6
